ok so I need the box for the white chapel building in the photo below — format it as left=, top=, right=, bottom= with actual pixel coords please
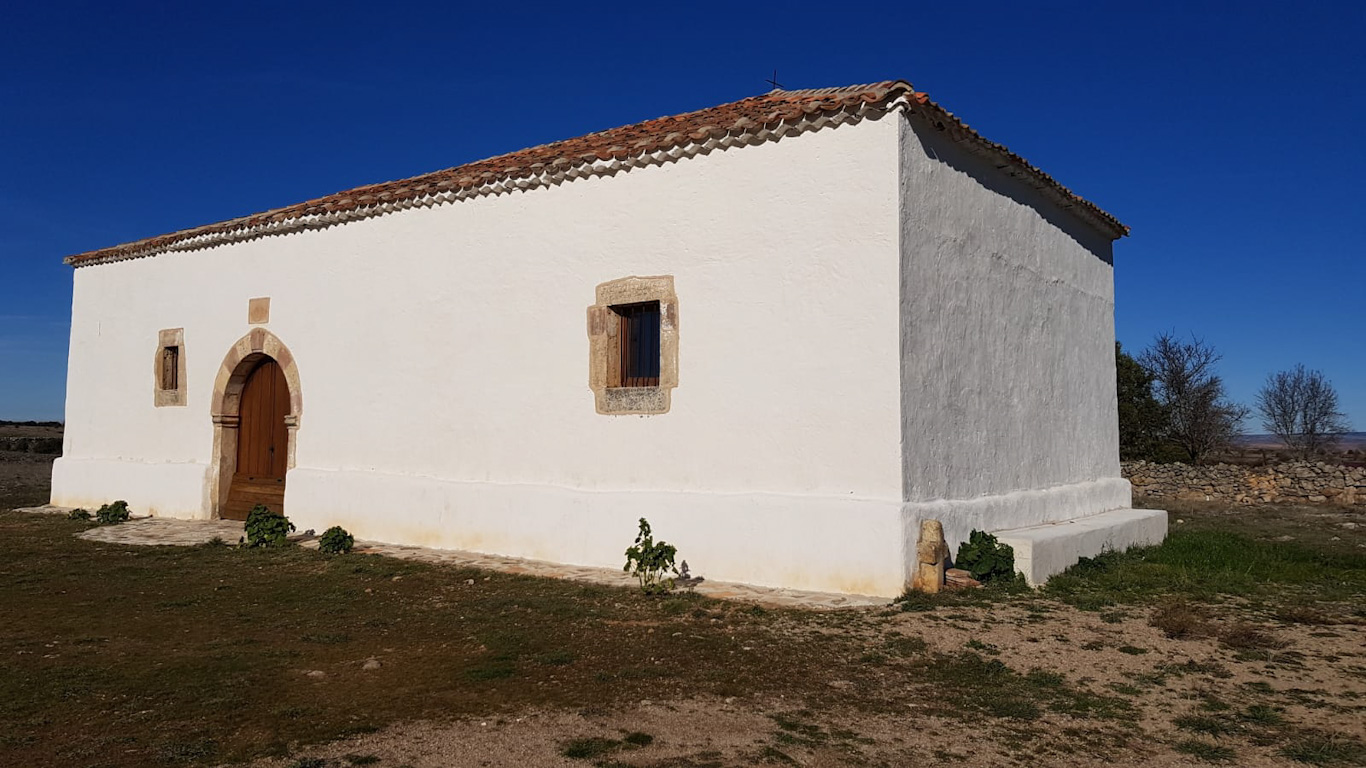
left=52, top=80, right=1165, bottom=596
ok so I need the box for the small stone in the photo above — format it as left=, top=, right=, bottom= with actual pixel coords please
left=1176, top=519, right=1185, bottom=524
left=306, top=670, right=326, bottom=678
left=466, top=579, right=476, bottom=585
left=362, top=658, right=382, bottom=671
left=944, top=568, right=982, bottom=589
left=392, top=576, right=402, bottom=582
left=1341, top=522, right=1359, bottom=530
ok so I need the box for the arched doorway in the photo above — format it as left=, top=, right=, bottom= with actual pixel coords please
left=224, top=358, right=290, bottom=519
left=209, top=328, right=302, bottom=521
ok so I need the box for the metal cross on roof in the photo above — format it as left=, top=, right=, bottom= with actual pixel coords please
left=765, top=69, right=784, bottom=90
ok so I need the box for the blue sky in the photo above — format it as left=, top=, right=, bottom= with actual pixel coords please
left=1, top=1, right=1362, bottom=427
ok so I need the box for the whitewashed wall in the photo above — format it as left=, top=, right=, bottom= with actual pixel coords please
left=896, top=114, right=1131, bottom=553
left=53, top=113, right=909, bottom=595
left=53, top=106, right=1137, bottom=597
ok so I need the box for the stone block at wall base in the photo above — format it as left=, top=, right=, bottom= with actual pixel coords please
left=993, top=508, right=1168, bottom=586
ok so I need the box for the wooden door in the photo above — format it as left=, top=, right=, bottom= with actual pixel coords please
left=225, top=359, right=289, bottom=520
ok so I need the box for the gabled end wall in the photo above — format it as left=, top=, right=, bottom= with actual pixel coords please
left=896, top=109, right=1133, bottom=555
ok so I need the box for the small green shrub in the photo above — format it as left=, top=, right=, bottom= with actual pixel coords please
left=954, top=530, right=1016, bottom=582
left=623, top=517, right=679, bottom=595
left=67, top=508, right=92, bottom=521
left=243, top=505, right=295, bottom=547
left=95, top=500, right=131, bottom=525
left=318, top=526, right=355, bottom=555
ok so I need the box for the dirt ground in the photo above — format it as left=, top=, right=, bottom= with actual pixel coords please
left=3, top=451, right=1362, bottom=767
left=0, top=450, right=55, bottom=509
left=244, top=597, right=1364, bottom=768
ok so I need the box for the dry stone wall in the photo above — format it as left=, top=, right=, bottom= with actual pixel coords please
left=1123, top=461, right=1366, bottom=505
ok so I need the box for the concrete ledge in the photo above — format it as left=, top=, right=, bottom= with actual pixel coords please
left=900, top=477, right=1134, bottom=561
left=993, top=508, right=1168, bottom=586
left=13, top=505, right=75, bottom=515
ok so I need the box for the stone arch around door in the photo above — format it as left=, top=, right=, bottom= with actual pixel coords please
left=208, top=328, right=303, bottom=520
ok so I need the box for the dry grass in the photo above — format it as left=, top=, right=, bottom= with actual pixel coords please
left=1149, top=599, right=1215, bottom=639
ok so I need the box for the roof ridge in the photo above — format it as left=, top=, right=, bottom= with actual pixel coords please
left=64, top=79, right=1124, bottom=266
left=770, top=80, right=910, bottom=98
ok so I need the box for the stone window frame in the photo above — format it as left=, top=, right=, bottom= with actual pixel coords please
left=587, top=276, right=678, bottom=415
left=153, top=328, right=187, bottom=407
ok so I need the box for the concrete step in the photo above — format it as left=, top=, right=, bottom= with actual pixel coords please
left=993, top=508, right=1168, bottom=586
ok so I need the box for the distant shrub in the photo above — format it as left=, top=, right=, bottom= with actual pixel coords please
left=318, top=526, right=355, bottom=555
left=95, top=500, right=130, bottom=525
left=954, top=530, right=1016, bottom=583
left=243, top=505, right=295, bottom=548
left=67, top=508, right=92, bottom=521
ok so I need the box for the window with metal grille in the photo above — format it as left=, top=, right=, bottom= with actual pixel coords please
left=160, top=346, right=179, bottom=391
left=613, top=301, right=661, bottom=387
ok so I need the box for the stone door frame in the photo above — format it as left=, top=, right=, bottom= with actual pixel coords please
left=207, top=328, right=303, bottom=519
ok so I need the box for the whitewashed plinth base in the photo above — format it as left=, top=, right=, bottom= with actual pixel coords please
left=993, top=508, right=1168, bottom=586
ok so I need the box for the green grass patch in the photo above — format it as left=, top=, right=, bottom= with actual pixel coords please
left=1044, top=525, right=1366, bottom=610
left=1278, top=730, right=1366, bottom=766
left=1174, top=738, right=1237, bottom=763
left=884, top=634, right=928, bottom=657
left=916, top=652, right=1132, bottom=722
left=1174, top=714, right=1241, bottom=738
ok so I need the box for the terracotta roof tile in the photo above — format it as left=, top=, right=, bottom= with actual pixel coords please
left=66, top=80, right=1126, bottom=266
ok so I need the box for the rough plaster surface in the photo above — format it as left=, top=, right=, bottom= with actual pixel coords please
left=52, top=107, right=1138, bottom=595
left=896, top=111, right=1133, bottom=558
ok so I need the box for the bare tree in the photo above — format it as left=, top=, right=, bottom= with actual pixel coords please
left=1138, top=333, right=1248, bottom=464
left=1255, top=364, right=1350, bottom=459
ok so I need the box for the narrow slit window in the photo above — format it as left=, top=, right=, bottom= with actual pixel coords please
left=614, top=301, right=661, bottom=387
left=161, top=346, right=179, bottom=391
